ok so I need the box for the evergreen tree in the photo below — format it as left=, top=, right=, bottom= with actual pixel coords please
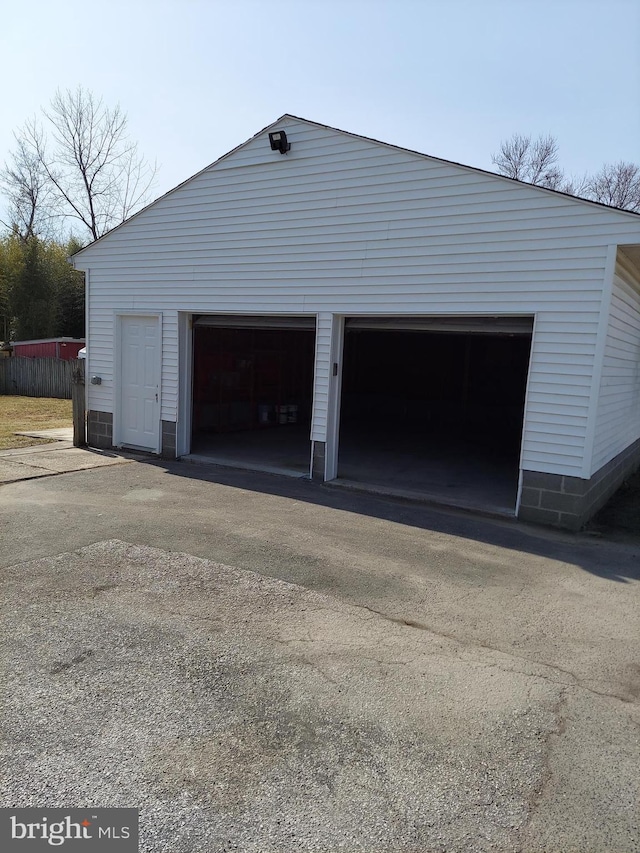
left=9, top=236, right=56, bottom=340
left=0, top=239, right=11, bottom=340
left=0, top=233, right=86, bottom=341
left=52, top=239, right=85, bottom=338
left=0, top=234, right=26, bottom=340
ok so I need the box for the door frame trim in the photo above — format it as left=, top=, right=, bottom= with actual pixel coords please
left=324, top=315, right=344, bottom=481
left=114, top=311, right=162, bottom=453
left=176, top=312, right=192, bottom=457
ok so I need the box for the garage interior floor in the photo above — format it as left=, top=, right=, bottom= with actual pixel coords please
left=186, top=320, right=530, bottom=517
left=189, top=323, right=315, bottom=476
left=336, top=426, right=518, bottom=515
left=188, top=425, right=312, bottom=477
left=186, top=425, right=518, bottom=516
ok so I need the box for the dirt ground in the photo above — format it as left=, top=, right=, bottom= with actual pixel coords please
left=588, top=470, right=640, bottom=539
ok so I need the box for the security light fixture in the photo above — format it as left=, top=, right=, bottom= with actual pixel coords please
left=269, top=130, right=291, bottom=154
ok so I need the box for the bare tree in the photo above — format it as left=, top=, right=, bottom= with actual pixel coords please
left=558, top=172, right=591, bottom=199
left=0, top=133, right=56, bottom=241
left=587, top=162, right=640, bottom=213
left=492, top=133, right=565, bottom=189
left=492, top=133, right=640, bottom=212
left=3, top=87, right=156, bottom=242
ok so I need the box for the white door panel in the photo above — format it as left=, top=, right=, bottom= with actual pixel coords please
left=119, top=315, right=160, bottom=450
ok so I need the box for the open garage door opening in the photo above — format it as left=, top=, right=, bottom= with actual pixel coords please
left=190, top=317, right=316, bottom=476
left=338, top=317, right=533, bottom=515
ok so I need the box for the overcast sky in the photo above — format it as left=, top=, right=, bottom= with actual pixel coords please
left=1, top=0, right=639, bottom=222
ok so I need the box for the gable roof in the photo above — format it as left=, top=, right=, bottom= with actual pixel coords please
left=72, top=113, right=640, bottom=260
left=286, top=114, right=640, bottom=219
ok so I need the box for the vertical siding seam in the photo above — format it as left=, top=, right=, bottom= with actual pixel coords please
left=582, top=244, right=617, bottom=478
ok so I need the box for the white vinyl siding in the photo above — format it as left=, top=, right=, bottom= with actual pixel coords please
left=161, top=311, right=178, bottom=421
left=76, top=117, right=640, bottom=475
left=311, top=313, right=332, bottom=440
left=592, top=256, right=640, bottom=472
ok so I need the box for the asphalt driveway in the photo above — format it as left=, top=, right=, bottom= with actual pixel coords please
left=1, top=456, right=639, bottom=852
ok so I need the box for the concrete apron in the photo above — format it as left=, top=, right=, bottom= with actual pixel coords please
left=0, top=430, right=132, bottom=484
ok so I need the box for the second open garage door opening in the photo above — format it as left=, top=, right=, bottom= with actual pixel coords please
left=190, top=316, right=316, bottom=476
left=338, top=317, right=533, bottom=515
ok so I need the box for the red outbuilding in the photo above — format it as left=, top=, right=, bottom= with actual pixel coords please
left=10, top=338, right=86, bottom=360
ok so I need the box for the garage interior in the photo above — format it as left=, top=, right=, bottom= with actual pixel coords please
left=337, top=317, right=533, bottom=514
left=190, top=317, right=316, bottom=475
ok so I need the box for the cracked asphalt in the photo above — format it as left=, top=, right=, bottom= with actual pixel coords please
left=1, top=456, right=639, bottom=852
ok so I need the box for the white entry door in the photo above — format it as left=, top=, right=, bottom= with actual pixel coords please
left=118, top=315, right=161, bottom=450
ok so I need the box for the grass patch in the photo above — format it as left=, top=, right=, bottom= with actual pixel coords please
left=0, top=396, right=72, bottom=450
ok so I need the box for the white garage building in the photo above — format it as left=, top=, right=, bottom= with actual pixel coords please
left=72, top=115, right=640, bottom=530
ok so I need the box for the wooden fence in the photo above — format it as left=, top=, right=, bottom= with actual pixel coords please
left=0, top=357, right=81, bottom=399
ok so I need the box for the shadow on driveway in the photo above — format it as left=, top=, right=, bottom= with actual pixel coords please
left=154, top=457, right=640, bottom=584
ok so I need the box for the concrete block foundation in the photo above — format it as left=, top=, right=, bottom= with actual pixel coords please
left=519, top=436, right=640, bottom=530
left=87, top=410, right=113, bottom=450
left=161, top=421, right=177, bottom=459
left=312, top=440, right=326, bottom=480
